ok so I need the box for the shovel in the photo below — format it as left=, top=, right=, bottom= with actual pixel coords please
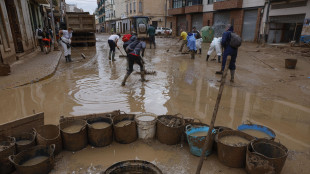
left=166, top=40, right=180, bottom=52
left=117, top=47, right=127, bottom=58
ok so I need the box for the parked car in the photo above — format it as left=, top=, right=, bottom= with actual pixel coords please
left=155, top=27, right=172, bottom=35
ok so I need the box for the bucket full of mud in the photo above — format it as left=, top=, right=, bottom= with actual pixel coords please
left=135, top=113, right=157, bottom=139
left=237, top=123, right=276, bottom=140
left=156, top=114, right=185, bottom=145
left=285, top=59, right=297, bottom=69
left=183, top=118, right=209, bottom=143
left=87, top=117, right=113, bottom=147
left=216, top=130, right=255, bottom=168
left=246, top=139, right=288, bottom=174
left=14, top=131, right=36, bottom=153
left=34, top=124, right=62, bottom=155
left=185, top=125, right=216, bottom=157
left=113, top=113, right=137, bottom=144
left=104, top=160, right=163, bottom=174
left=213, top=126, right=233, bottom=152
left=60, top=119, right=88, bottom=151
left=0, top=136, right=16, bottom=174
left=9, top=144, right=55, bottom=174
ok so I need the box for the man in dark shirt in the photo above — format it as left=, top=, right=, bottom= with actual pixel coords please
left=147, top=25, right=156, bottom=49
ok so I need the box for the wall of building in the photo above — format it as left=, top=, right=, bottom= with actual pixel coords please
left=0, top=0, right=16, bottom=64
left=242, top=0, right=265, bottom=8
left=16, top=0, right=35, bottom=53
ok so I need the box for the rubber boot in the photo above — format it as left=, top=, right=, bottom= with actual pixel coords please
left=121, top=74, right=130, bottom=86
left=230, top=70, right=235, bottom=83
left=68, top=55, right=72, bottom=62
left=140, top=71, right=146, bottom=82
left=112, top=51, right=116, bottom=61
left=108, top=50, right=112, bottom=60
left=215, top=70, right=223, bottom=75
left=65, top=56, right=68, bottom=62
left=218, top=56, right=221, bottom=63
left=199, top=49, right=201, bottom=54
left=191, top=51, right=195, bottom=59
left=206, top=55, right=210, bottom=61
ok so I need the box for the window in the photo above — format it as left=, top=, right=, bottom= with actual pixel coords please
left=187, top=0, right=202, bottom=6
left=130, top=3, right=132, bottom=13
left=139, top=0, right=142, bottom=13
left=126, top=3, right=128, bottom=14
left=208, top=0, right=213, bottom=4
left=134, top=1, right=136, bottom=12
left=114, top=10, right=115, bottom=17
left=173, top=0, right=185, bottom=8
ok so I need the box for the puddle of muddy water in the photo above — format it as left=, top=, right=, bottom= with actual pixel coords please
left=0, top=35, right=309, bottom=173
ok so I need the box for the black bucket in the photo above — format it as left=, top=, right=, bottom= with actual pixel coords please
left=104, top=160, right=163, bottom=174
left=246, top=139, right=288, bottom=174
left=87, top=117, right=113, bottom=147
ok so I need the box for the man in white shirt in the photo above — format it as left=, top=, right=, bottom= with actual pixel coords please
left=59, top=27, right=73, bottom=62
left=108, top=34, right=121, bottom=61
left=35, top=25, right=44, bottom=52
left=206, top=37, right=222, bottom=63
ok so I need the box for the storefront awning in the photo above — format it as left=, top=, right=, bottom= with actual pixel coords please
left=270, top=14, right=305, bottom=23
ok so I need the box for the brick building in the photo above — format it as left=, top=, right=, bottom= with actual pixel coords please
left=169, top=0, right=265, bottom=42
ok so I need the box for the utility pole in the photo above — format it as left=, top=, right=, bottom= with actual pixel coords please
left=50, top=0, right=59, bottom=50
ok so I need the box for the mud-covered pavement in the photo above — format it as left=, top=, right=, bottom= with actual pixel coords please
left=0, top=34, right=310, bottom=173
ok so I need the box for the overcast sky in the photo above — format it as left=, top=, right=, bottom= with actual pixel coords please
left=66, top=0, right=97, bottom=14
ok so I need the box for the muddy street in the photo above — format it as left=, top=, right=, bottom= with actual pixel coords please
left=0, top=34, right=310, bottom=173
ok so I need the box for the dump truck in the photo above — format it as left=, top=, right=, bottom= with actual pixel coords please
left=65, top=12, right=96, bottom=46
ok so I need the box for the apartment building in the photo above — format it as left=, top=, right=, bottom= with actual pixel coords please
left=97, top=0, right=105, bottom=32
left=104, top=0, right=170, bottom=34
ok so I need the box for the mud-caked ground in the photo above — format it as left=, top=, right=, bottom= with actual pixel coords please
left=0, top=34, right=309, bottom=173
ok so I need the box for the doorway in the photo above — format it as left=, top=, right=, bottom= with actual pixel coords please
left=5, top=0, right=24, bottom=53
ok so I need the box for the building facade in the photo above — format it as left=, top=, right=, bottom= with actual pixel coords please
left=0, top=0, right=49, bottom=65
left=104, top=0, right=171, bottom=34
left=262, top=0, right=310, bottom=43
left=169, top=0, right=265, bottom=42
left=97, top=0, right=105, bottom=32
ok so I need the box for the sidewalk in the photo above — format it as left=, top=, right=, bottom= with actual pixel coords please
left=0, top=49, right=62, bottom=89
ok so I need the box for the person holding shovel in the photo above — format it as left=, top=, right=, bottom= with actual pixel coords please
left=206, top=37, right=222, bottom=62
left=59, top=27, right=73, bottom=62
left=108, top=33, right=121, bottom=61
left=179, top=29, right=188, bottom=53
left=121, top=38, right=146, bottom=86
left=187, top=32, right=197, bottom=59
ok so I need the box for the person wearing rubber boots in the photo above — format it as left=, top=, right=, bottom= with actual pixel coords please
left=206, top=37, right=222, bottom=63
left=108, top=33, right=121, bottom=61
left=121, top=38, right=146, bottom=86
left=187, top=32, right=196, bottom=59
left=216, top=24, right=238, bottom=82
left=179, top=29, right=188, bottom=53
left=147, top=25, right=156, bottom=49
left=59, top=27, right=73, bottom=62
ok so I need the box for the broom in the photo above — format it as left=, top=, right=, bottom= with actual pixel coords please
left=117, top=47, right=127, bottom=58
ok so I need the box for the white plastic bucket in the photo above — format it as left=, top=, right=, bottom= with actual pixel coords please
left=135, top=113, right=157, bottom=139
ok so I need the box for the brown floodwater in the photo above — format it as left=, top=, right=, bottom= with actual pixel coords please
left=0, top=35, right=309, bottom=173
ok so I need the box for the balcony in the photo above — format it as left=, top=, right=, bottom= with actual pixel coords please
left=213, top=0, right=243, bottom=10
left=168, top=7, right=185, bottom=15
left=185, top=4, right=203, bottom=13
